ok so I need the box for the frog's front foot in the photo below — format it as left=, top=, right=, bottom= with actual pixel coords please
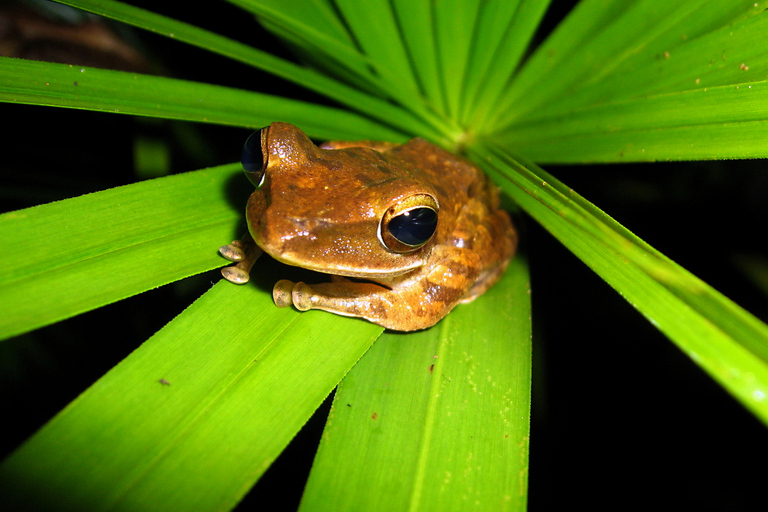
left=273, top=280, right=315, bottom=310
left=270, top=278, right=439, bottom=331
left=219, top=236, right=262, bottom=284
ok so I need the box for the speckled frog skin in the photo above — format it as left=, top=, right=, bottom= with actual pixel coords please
left=220, top=122, right=517, bottom=331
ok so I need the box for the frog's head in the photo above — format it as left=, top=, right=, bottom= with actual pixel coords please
left=241, top=122, right=440, bottom=278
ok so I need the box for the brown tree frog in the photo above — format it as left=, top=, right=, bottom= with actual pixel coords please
left=219, top=122, right=517, bottom=331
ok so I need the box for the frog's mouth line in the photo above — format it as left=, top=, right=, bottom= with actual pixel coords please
left=269, top=251, right=422, bottom=280
left=335, top=275, right=395, bottom=290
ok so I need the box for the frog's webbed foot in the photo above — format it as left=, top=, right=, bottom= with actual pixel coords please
left=273, top=278, right=403, bottom=325
left=271, top=246, right=480, bottom=331
left=219, top=236, right=263, bottom=284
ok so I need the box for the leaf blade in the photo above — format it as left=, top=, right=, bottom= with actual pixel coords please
left=392, top=0, right=445, bottom=113
left=0, top=57, right=408, bottom=142
left=0, top=163, right=242, bottom=340
left=333, top=0, right=422, bottom=103
left=299, top=257, right=532, bottom=511
left=0, top=281, right=383, bottom=511
left=469, top=143, right=768, bottom=426
left=514, top=1, right=768, bottom=124
left=50, top=0, right=437, bottom=136
left=433, top=0, right=480, bottom=120
left=462, top=0, right=551, bottom=128
left=489, top=0, right=634, bottom=128
left=496, top=80, right=768, bottom=163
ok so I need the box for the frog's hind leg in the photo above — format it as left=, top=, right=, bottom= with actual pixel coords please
left=273, top=246, right=480, bottom=331
left=459, top=259, right=511, bottom=303
left=273, top=278, right=405, bottom=326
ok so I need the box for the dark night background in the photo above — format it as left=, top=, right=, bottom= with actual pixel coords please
left=1, top=1, right=767, bottom=509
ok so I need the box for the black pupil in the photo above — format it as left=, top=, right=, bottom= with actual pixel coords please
left=241, top=130, right=265, bottom=185
left=388, top=207, right=438, bottom=246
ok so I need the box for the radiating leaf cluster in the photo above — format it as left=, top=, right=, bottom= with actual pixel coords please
left=494, top=0, right=768, bottom=162
left=2, top=0, right=768, bottom=511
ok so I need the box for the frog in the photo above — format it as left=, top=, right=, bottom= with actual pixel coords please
left=219, top=122, right=517, bottom=331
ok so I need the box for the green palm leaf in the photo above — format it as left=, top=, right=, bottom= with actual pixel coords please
left=299, top=257, right=531, bottom=511
left=0, top=281, right=382, bottom=511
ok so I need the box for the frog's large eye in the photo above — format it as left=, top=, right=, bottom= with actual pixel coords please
left=241, top=128, right=268, bottom=188
left=379, top=194, right=439, bottom=253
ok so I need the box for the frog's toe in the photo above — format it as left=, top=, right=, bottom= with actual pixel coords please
left=273, top=281, right=329, bottom=312
left=290, top=282, right=316, bottom=311
left=221, top=266, right=251, bottom=284
left=219, top=242, right=246, bottom=262
left=273, top=279, right=296, bottom=307
left=220, top=237, right=263, bottom=285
